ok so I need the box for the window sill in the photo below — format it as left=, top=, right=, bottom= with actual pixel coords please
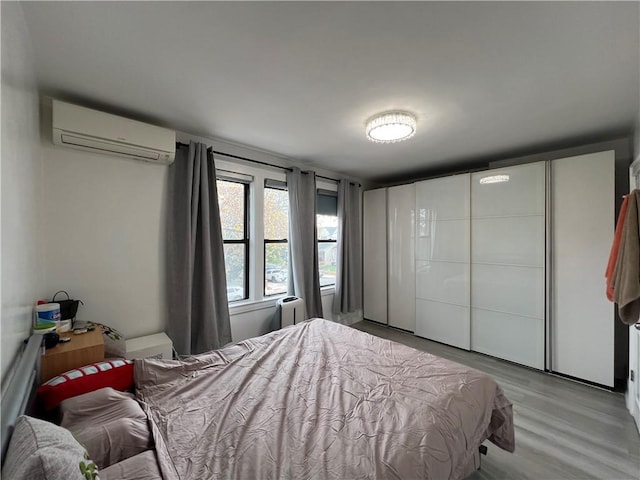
left=228, top=296, right=282, bottom=315
left=320, top=285, right=336, bottom=296
left=228, top=286, right=336, bottom=315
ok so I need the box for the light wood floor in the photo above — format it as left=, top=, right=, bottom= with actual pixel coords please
left=351, top=320, right=640, bottom=480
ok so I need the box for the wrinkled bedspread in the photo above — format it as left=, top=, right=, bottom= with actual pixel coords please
left=135, top=319, right=514, bottom=480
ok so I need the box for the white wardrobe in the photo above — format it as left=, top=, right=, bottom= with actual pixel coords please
left=363, top=184, right=415, bottom=331
left=363, top=188, right=387, bottom=325
left=387, top=184, right=416, bottom=332
left=551, top=151, right=615, bottom=387
left=413, top=163, right=545, bottom=369
left=363, top=150, right=616, bottom=387
left=415, top=174, right=471, bottom=349
left=470, top=162, right=546, bottom=370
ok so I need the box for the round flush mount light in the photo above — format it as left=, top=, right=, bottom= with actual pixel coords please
left=366, top=111, right=417, bottom=143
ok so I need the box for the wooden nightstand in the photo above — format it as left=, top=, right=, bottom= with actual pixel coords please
left=41, top=328, right=105, bottom=383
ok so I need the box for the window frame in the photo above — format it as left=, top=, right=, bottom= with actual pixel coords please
left=212, top=153, right=339, bottom=310
left=218, top=177, right=250, bottom=303
left=263, top=181, right=289, bottom=297
left=316, top=189, right=338, bottom=288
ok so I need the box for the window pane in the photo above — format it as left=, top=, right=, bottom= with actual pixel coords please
left=318, top=213, right=338, bottom=286
left=264, top=187, right=288, bottom=239
left=317, top=191, right=338, bottom=216
left=224, top=243, right=246, bottom=301
left=318, top=242, right=337, bottom=286
left=265, top=243, right=288, bottom=296
left=217, top=180, right=245, bottom=240
left=317, top=214, right=338, bottom=241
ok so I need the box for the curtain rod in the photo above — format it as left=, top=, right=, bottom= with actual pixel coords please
left=176, top=142, right=360, bottom=186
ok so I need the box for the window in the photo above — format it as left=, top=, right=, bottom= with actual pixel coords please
left=214, top=158, right=338, bottom=305
left=217, top=179, right=249, bottom=302
left=317, top=190, right=338, bottom=287
left=264, top=181, right=289, bottom=296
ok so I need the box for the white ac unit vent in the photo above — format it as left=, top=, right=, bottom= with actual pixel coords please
left=52, top=100, right=175, bottom=165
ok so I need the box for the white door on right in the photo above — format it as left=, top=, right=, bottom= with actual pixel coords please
left=633, top=326, right=640, bottom=432
left=630, top=165, right=640, bottom=433
left=551, top=151, right=614, bottom=387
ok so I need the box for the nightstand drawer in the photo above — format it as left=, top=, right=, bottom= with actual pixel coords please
left=41, top=328, right=104, bottom=382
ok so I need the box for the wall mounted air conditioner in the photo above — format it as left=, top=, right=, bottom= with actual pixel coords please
left=52, top=99, right=175, bottom=164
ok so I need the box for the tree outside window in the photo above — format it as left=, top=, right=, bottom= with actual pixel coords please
left=217, top=179, right=249, bottom=302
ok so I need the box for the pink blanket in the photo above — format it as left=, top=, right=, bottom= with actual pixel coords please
left=136, top=319, right=514, bottom=480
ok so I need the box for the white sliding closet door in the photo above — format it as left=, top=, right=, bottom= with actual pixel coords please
left=363, top=188, right=388, bottom=325
left=415, top=174, right=470, bottom=349
left=387, top=184, right=415, bottom=332
left=471, top=162, right=545, bottom=369
left=551, top=151, right=614, bottom=387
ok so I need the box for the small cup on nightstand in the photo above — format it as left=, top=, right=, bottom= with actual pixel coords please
left=58, top=320, right=72, bottom=333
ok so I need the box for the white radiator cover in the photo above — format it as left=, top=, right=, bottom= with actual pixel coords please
left=278, top=297, right=305, bottom=328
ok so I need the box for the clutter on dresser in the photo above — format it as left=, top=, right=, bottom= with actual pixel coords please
left=33, top=291, right=84, bottom=336
left=33, top=303, right=60, bottom=334
left=50, top=291, right=84, bottom=327
left=42, top=332, right=60, bottom=349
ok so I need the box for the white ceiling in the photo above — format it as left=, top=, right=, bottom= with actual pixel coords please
left=20, top=1, right=639, bottom=183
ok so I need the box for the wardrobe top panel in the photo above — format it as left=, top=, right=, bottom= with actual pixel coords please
left=472, top=161, right=545, bottom=218
left=415, top=173, right=470, bottom=220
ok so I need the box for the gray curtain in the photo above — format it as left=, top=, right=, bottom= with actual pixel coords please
left=167, top=142, right=232, bottom=355
left=333, top=180, right=363, bottom=314
left=287, top=167, right=323, bottom=318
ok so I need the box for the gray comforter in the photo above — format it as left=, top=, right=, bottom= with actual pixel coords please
left=135, top=319, right=514, bottom=480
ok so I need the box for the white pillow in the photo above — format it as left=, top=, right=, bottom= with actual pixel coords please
left=60, top=387, right=152, bottom=469
left=1, top=415, right=98, bottom=480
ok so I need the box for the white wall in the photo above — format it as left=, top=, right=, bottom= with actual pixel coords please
left=38, top=112, right=357, bottom=344
left=1, top=2, right=46, bottom=383
left=636, top=3, right=640, bottom=163
left=39, top=102, right=168, bottom=339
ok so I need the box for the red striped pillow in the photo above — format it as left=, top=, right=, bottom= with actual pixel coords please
left=37, top=359, right=134, bottom=411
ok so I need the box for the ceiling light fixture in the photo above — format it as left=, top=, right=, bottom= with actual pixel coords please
left=479, top=174, right=510, bottom=184
left=366, top=111, right=417, bottom=143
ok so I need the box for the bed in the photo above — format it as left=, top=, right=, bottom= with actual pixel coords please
left=1, top=318, right=514, bottom=480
